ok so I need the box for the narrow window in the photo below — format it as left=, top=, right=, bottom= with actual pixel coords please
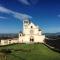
left=31, top=26, right=33, bottom=28
left=20, top=34, right=21, bottom=36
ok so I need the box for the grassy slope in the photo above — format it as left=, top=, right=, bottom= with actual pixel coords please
left=0, top=44, right=60, bottom=60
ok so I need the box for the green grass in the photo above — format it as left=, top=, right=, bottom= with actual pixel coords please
left=0, top=43, right=60, bottom=60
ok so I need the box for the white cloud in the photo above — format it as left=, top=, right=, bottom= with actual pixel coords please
left=30, top=0, right=39, bottom=5
left=18, top=0, right=30, bottom=5
left=0, top=6, right=12, bottom=14
left=58, top=15, right=60, bottom=17
left=13, top=12, right=32, bottom=20
left=0, top=6, right=32, bottom=20
left=18, top=0, right=39, bottom=5
left=0, top=16, right=7, bottom=19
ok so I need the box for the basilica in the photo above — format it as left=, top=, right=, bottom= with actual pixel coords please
left=0, top=18, right=45, bottom=45
left=19, top=18, right=45, bottom=43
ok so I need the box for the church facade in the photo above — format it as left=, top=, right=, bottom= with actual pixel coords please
left=19, top=18, right=45, bottom=43
left=0, top=18, right=45, bottom=45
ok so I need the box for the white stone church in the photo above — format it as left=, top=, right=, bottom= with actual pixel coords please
left=19, top=18, right=45, bottom=43
left=0, top=18, right=45, bottom=45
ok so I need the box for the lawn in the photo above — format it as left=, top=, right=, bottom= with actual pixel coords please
left=0, top=43, right=60, bottom=60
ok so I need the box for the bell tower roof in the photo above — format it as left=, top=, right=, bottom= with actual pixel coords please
left=23, top=18, right=31, bottom=25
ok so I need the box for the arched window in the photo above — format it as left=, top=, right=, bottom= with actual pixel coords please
left=20, top=34, right=22, bottom=36
left=20, top=34, right=21, bottom=36
left=38, top=29, right=41, bottom=31
left=31, top=26, right=33, bottom=28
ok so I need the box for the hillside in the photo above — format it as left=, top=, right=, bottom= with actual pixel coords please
left=0, top=44, right=60, bottom=60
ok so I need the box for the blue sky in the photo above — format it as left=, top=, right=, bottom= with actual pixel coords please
left=0, top=0, right=60, bottom=33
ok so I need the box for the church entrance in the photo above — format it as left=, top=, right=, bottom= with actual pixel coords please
left=30, top=36, right=34, bottom=43
left=30, top=39, right=34, bottom=42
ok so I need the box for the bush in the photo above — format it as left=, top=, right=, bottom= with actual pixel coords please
left=0, top=48, right=12, bottom=54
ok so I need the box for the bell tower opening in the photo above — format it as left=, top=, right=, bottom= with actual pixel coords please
left=23, top=18, right=30, bottom=27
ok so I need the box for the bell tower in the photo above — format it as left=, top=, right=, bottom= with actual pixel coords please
left=23, top=18, right=30, bottom=34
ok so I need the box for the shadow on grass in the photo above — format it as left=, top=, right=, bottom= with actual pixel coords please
left=11, top=53, right=26, bottom=60
left=43, top=43, right=60, bottom=53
